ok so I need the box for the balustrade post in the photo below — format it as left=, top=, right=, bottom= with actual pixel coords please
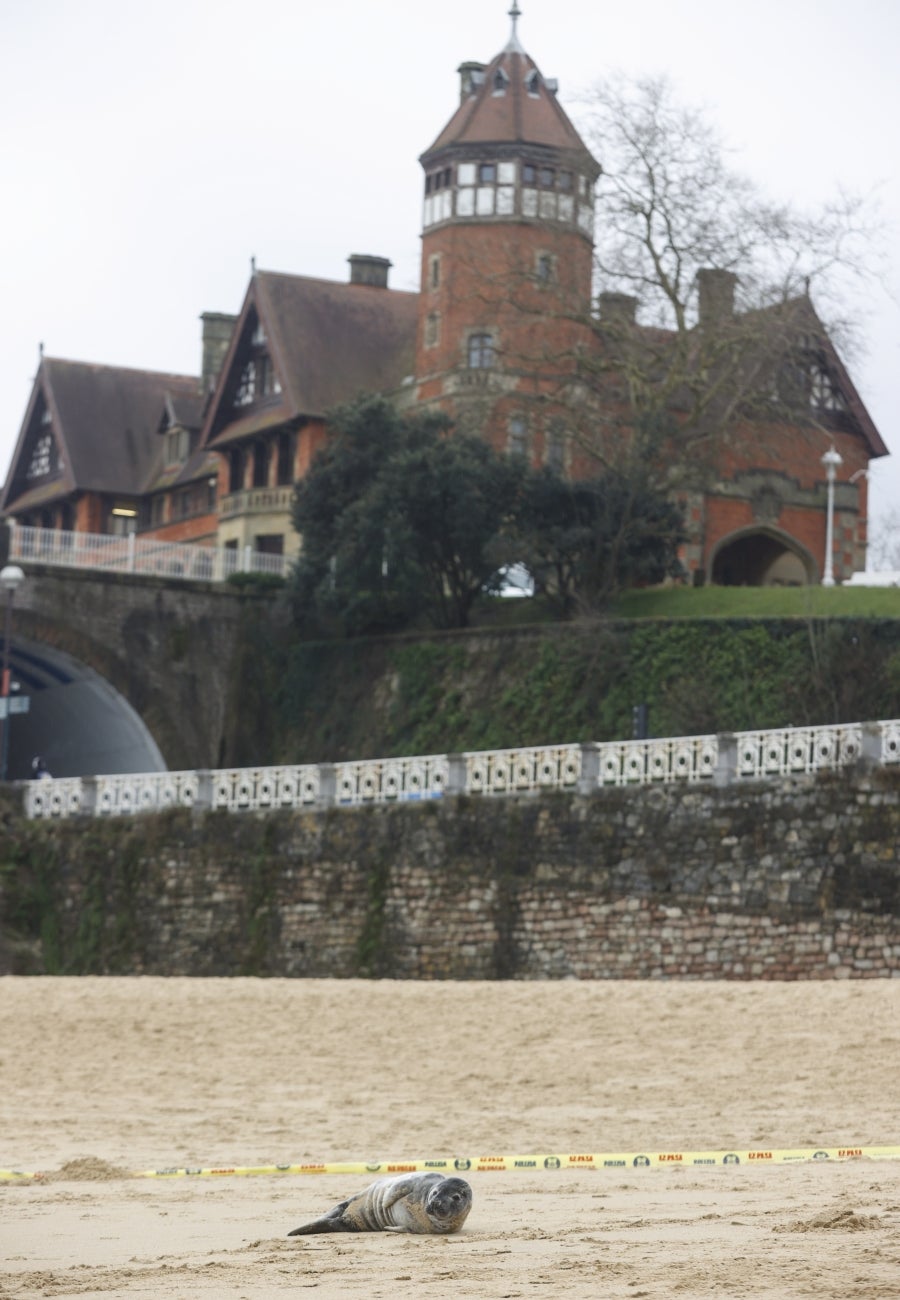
left=444, top=753, right=468, bottom=796
left=859, top=722, right=883, bottom=768
left=714, top=732, right=737, bottom=787
left=127, top=532, right=136, bottom=572
left=79, top=775, right=98, bottom=816
left=577, top=743, right=600, bottom=794
left=317, top=762, right=336, bottom=807
left=194, top=769, right=212, bottom=811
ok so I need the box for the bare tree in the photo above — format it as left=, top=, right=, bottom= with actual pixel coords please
left=519, top=75, right=883, bottom=491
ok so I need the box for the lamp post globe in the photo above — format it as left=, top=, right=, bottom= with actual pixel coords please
left=821, top=447, right=843, bottom=588
left=0, top=564, right=25, bottom=781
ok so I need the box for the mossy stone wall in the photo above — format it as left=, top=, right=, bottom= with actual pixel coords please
left=2, top=770, right=899, bottom=979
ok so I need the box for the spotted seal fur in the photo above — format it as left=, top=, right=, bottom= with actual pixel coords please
left=287, top=1172, right=473, bottom=1235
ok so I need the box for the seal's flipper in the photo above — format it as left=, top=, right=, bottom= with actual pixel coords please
left=288, top=1197, right=358, bottom=1236
left=287, top=1215, right=358, bottom=1236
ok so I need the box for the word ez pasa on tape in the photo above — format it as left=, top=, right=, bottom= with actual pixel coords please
left=3, top=1146, right=899, bottom=1182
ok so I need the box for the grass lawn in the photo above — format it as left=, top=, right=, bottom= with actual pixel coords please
left=609, top=583, right=900, bottom=620
left=473, top=583, right=900, bottom=626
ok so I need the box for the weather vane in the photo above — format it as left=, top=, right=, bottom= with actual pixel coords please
left=509, top=1, right=522, bottom=35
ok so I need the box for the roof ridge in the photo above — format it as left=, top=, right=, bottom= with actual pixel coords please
left=43, top=356, right=199, bottom=383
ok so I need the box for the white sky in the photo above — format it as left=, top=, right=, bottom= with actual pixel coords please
left=3, top=0, right=898, bottom=522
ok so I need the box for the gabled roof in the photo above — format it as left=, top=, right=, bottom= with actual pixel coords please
left=740, top=295, right=888, bottom=459
left=1, top=358, right=200, bottom=514
left=202, top=270, right=419, bottom=448
left=421, top=23, right=598, bottom=172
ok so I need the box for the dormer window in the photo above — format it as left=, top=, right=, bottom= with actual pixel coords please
left=231, top=319, right=282, bottom=412
left=526, top=70, right=540, bottom=97
left=165, top=426, right=193, bottom=466
left=234, top=360, right=257, bottom=408
left=493, top=68, right=509, bottom=95
left=26, top=432, right=55, bottom=480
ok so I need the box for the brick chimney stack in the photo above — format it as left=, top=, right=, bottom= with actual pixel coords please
left=348, top=254, right=392, bottom=288
left=598, top=291, right=638, bottom=325
left=697, top=269, right=738, bottom=326
left=200, top=312, right=237, bottom=393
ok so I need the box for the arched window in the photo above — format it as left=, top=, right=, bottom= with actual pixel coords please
left=467, top=334, right=495, bottom=369
left=508, top=416, right=528, bottom=458
left=536, top=252, right=555, bottom=283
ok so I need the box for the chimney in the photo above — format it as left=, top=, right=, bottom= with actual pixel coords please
left=200, top=311, right=237, bottom=392
left=348, top=254, right=392, bottom=288
left=697, top=269, right=737, bottom=326
left=598, top=292, right=638, bottom=326
left=457, top=61, right=486, bottom=103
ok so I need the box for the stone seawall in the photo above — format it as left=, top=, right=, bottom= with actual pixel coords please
left=4, top=769, right=900, bottom=978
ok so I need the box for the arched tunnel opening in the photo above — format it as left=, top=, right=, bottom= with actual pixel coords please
left=2, top=636, right=165, bottom=780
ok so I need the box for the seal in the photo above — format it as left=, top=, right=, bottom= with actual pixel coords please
left=287, top=1172, right=473, bottom=1236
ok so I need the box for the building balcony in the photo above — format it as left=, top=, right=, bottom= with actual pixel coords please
left=218, top=485, right=294, bottom=520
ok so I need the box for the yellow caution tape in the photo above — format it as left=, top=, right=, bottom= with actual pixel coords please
left=3, top=1145, right=900, bottom=1182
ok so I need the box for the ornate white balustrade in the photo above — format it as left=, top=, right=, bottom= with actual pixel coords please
left=334, top=755, right=449, bottom=804
left=465, top=745, right=581, bottom=795
left=735, top=724, right=863, bottom=779
left=211, top=766, right=321, bottom=811
left=95, top=770, right=201, bottom=815
left=19, top=718, right=899, bottom=820
left=594, top=735, right=718, bottom=786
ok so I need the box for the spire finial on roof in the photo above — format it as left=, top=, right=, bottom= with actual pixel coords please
left=506, top=1, right=524, bottom=52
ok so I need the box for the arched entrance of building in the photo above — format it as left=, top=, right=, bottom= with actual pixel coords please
left=710, top=527, right=816, bottom=587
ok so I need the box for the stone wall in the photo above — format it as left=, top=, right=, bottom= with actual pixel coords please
left=10, top=564, right=281, bottom=770
left=5, top=767, right=899, bottom=979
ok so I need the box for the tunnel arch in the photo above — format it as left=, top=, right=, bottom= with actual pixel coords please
left=709, top=526, right=817, bottom=587
left=4, top=636, right=166, bottom=780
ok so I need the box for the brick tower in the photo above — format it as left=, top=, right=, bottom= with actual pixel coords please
left=414, top=3, right=601, bottom=466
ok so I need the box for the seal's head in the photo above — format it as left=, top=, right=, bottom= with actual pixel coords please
left=425, top=1176, right=472, bottom=1230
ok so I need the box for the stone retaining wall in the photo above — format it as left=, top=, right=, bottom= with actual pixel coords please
left=4, top=768, right=899, bottom=978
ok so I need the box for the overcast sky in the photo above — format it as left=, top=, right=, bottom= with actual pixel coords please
left=3, top=0, right=898, bottom=525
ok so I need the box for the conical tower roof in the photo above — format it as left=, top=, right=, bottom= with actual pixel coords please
left=421, top=5, right=598, bottom=172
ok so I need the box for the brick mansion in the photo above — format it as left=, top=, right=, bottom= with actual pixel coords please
left=1, top=6, right=887, bottom=587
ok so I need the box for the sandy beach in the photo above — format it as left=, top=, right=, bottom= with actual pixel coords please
left=1, top=977, right=899, bottom=1298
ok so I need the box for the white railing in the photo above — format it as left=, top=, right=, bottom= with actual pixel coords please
left=20, top=718, right=897, bottom=820
left=334, top=755, right=449, bottom=805
left=735, top=724, right=863, bottom=779
left=8, top=524, right=288, bottom=583
left=465, top=745, right=581, bottom=795
left=595, top=735, right=718, bottom=786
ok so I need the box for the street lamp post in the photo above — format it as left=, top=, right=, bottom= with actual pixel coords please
left=821, top=447, right=843, bottom=588
left=0, top=564, right=25, bottom=781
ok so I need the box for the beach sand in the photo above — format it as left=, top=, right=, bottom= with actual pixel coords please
left=1, top=977, right=898, bottom=1298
